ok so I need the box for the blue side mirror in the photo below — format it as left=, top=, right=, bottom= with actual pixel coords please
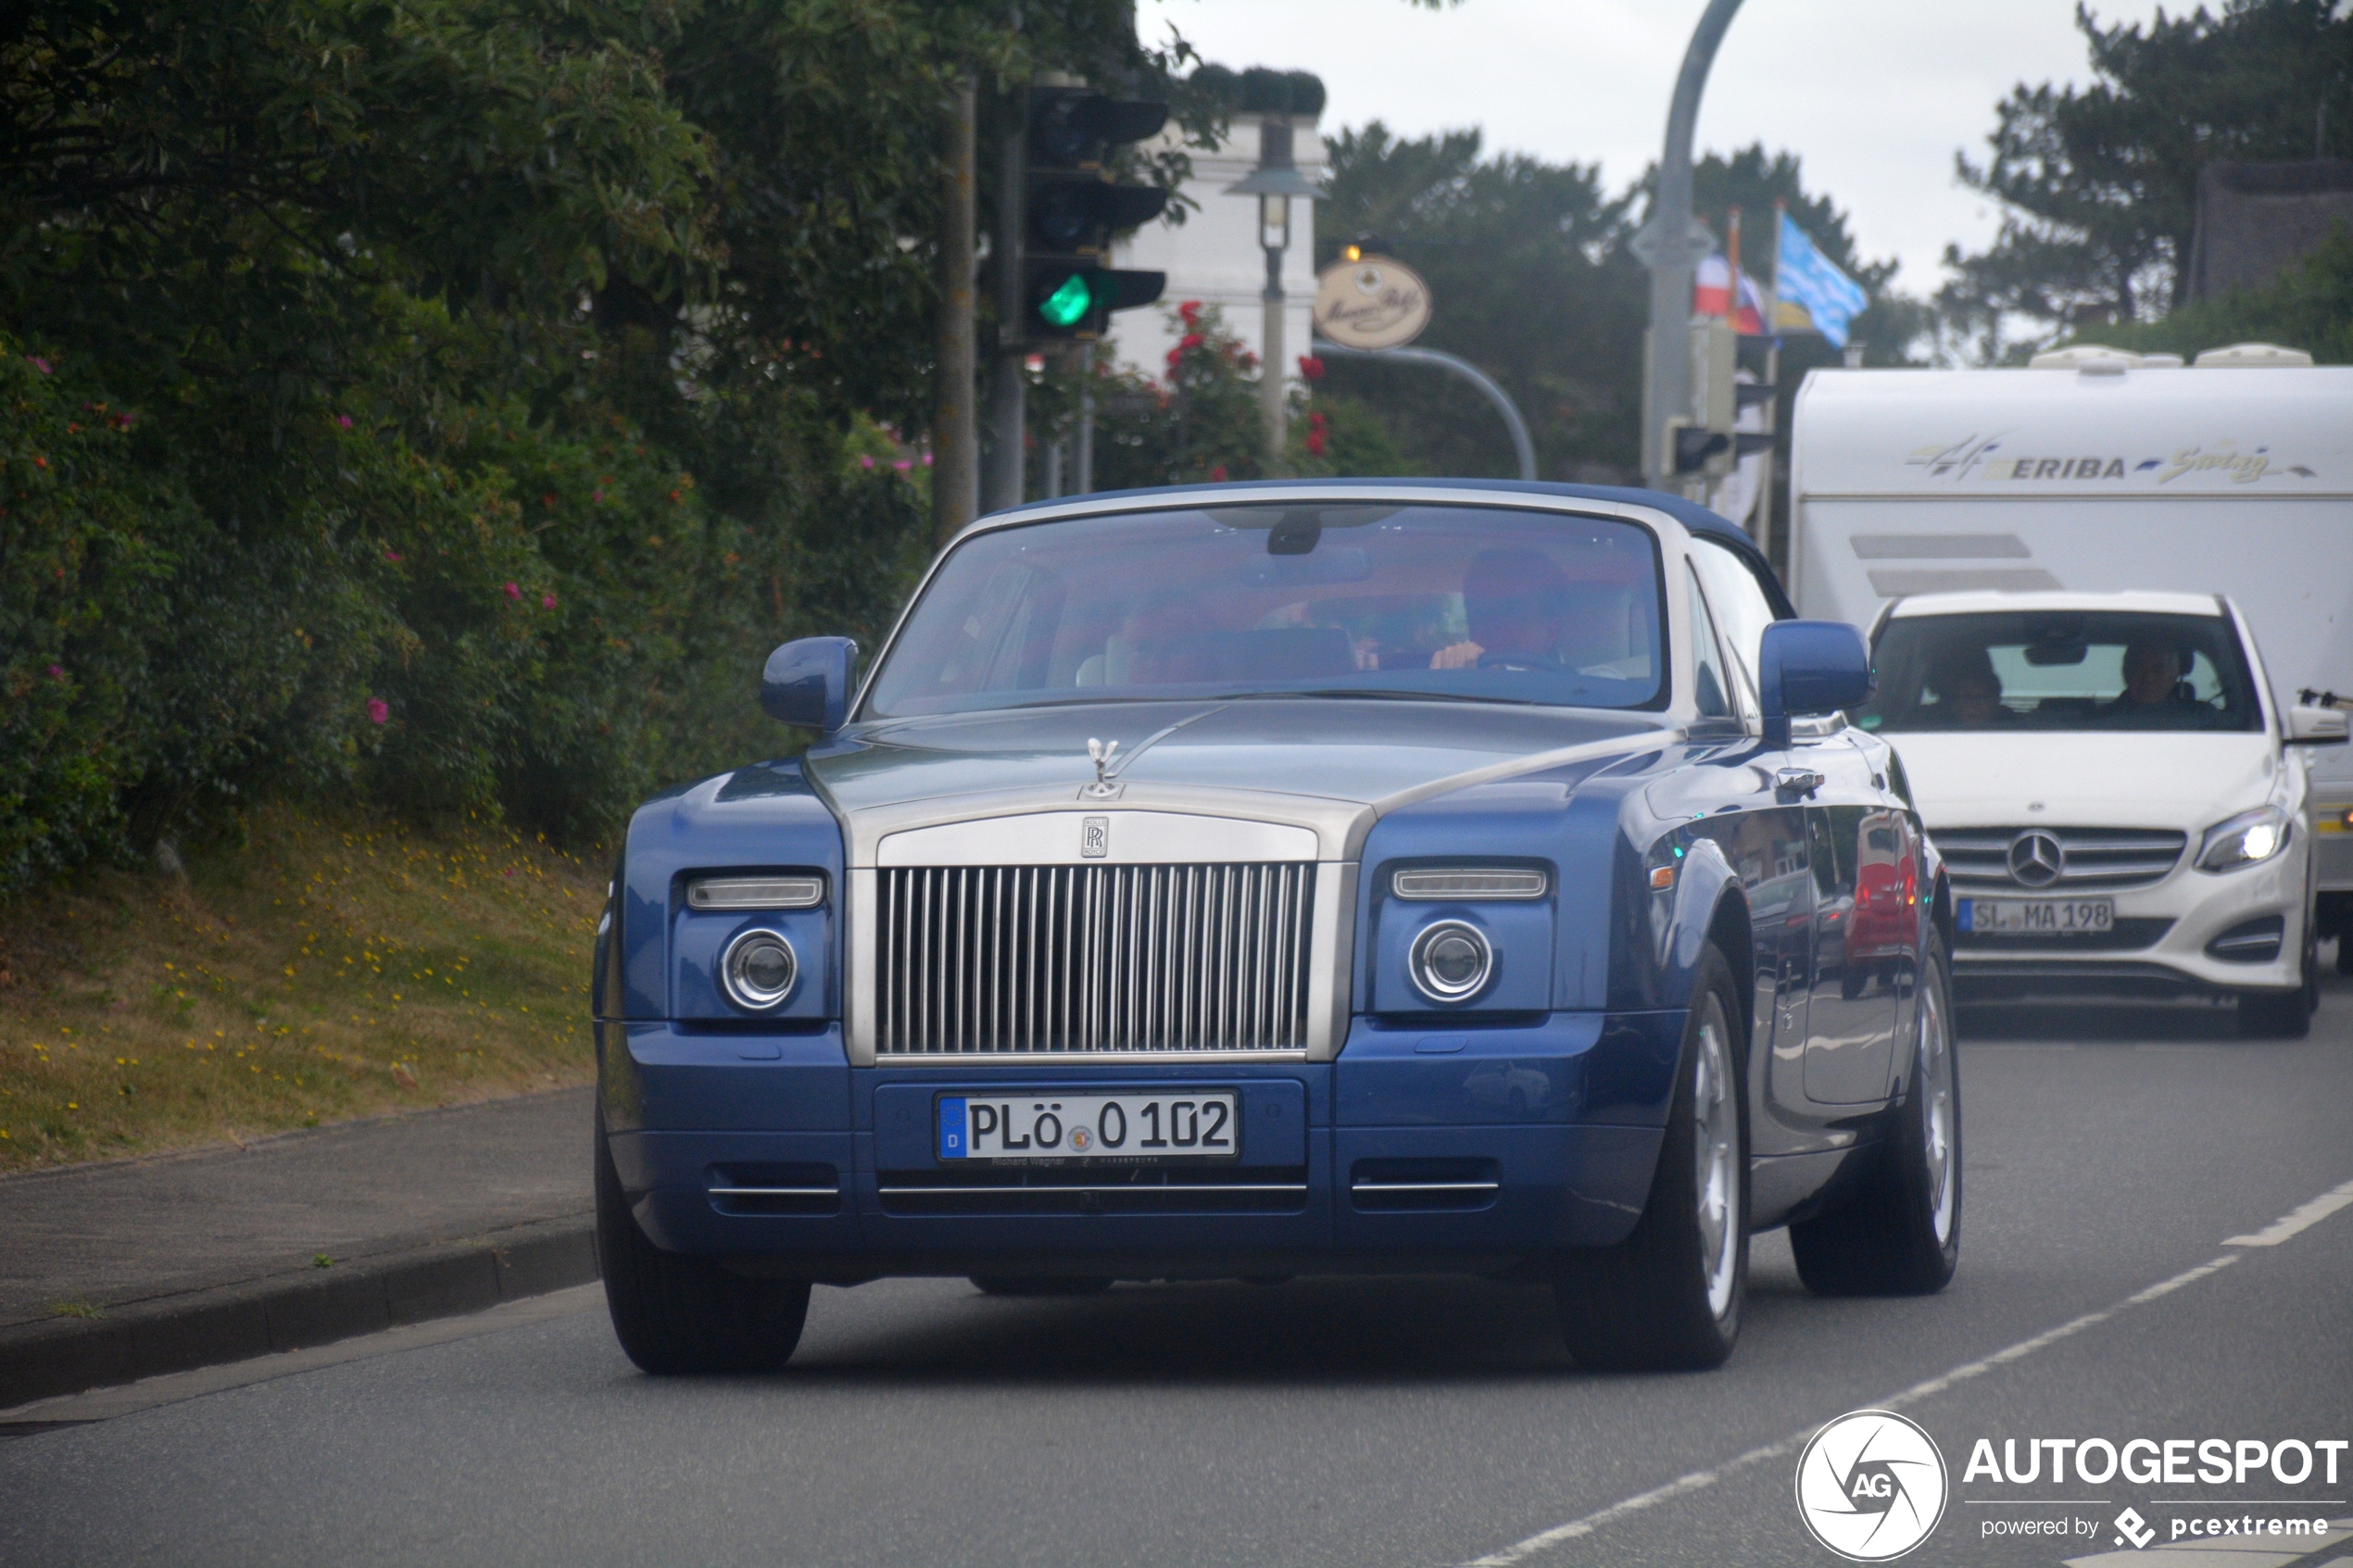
left=761, top=636, right=860, bottom=733
left=1758, top=620, right=1873, bottom=746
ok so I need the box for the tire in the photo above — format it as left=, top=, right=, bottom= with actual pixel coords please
left=2236, top=921, right=2317, bottom=1039
left=1553, top=941, right=1747, bottom=1372
left=969, top=1275, right=1115, bottom=1297
left=1791, top=929, right=1962, bottom=1296
left=596, top=1123, right=811, bottom=1374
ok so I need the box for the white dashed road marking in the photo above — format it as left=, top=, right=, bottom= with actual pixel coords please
left=1453, top=1174, right=2353, bottom=1568
left=2225, top=1176, right=2353, bottom=1247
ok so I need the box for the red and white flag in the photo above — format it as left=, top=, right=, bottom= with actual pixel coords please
left=1692, top=256, right=1768, bottom=336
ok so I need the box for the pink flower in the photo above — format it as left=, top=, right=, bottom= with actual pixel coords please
left=335, top=414, right=353, bottom=429
left=46, top=664, right=65, bottom=680
left=892, top=459, right=912, bottom=471
left=383, top=548, right=403, bottom=564
left=591, top=490, right=605, bottom=503
left=503, top=582, right=522, bottom=600
left=366, top=697, right=389, bottom=725
left=27, top=356, right=51, bottom=374
left=1298, top=356, right=1326, bottom=382
left=921, top=453, right=934, bottom=466
left=858, top=455, right=875, bottom=470
left=540, top=592, right=558, bottom=609
left=1209, top=464, right=1228, bottom=482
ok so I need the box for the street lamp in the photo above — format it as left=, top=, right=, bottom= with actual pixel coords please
left=1227, top=117, right=1321, bottom=458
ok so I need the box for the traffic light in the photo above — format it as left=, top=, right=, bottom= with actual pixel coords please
left=1669, top=318, right=1740, bottom=477
left=1019, top=86, right=1171, bottom=341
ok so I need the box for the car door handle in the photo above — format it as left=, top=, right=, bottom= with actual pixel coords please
left=1776, top=768, right=1825, bottom=797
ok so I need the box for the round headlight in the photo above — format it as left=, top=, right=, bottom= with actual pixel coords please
left=721, top=929, right=798, bottom=1010
left=1409, top=920, right=1492, bottom=1003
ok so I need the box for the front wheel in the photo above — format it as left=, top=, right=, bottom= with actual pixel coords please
left=596, top=1123, right=811, bottom=1374
left=1791, top=929, right=1962, bottom=1296
left=1553, top=942, right=1747, bottom=1371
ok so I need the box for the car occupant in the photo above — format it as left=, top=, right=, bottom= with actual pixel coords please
left=2098, top=635, right=2202, bottom=725
left=1429, top=547, right=1572, bottom=670
left=1929, top=646, right=2008, bottom=727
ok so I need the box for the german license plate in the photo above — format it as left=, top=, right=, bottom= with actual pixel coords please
left=937, top=1091, right=1239, bottom=1162
left=1958, top=897, right=2114, bottom=935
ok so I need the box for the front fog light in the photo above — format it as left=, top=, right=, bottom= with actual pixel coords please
left=721, top=929, right=798, bottom=1010
left=2196, top=806, right=2291, bottom=872
left=1409, top=921, right=1493, bottom=1003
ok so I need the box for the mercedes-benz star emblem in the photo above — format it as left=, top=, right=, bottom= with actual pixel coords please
left=2007, top=829, right=2065, bottom=888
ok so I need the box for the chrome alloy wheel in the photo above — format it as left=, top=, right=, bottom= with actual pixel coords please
left=1692, top=1005, right=1742, bottom=1319
left=1918, top=973, right=1957, bottom=1247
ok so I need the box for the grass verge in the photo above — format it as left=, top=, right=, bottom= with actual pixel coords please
left=0, top=803, right=605, bottom=1173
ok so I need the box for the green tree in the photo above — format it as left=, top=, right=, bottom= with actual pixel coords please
left=1941, top=0, right=2353, bottom=354
left=2095, top=227, right=2353, bottom=362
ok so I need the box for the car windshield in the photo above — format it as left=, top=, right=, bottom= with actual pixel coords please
left=1856, top=609, right=2262, bottom=734
left=862, top=502, right=1668, bottom=719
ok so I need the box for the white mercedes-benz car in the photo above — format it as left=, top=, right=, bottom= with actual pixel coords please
left=1854, top=591, right=2347, bottom=1036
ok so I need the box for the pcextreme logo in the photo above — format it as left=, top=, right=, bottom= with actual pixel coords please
left=1795, top=1410, right=1950, bottom=1562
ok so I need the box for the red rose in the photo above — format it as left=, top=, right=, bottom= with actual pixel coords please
left=1297, top=356, right=1326, bottom=382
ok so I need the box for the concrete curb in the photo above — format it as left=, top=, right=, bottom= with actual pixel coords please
left=0, top=1213, right=598, bottom=1411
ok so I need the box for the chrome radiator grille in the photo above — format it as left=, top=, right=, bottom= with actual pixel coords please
left=874, top=863, right=1315, bottom=1056
left=1932, top=826, right=2188, bottom=889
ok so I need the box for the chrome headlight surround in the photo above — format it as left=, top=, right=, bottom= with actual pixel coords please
left=1408, top=920, right=1493, bottom=1003
left=2195, top=805, right=2291, bottom=873
left=720, top=928, right=799, bottom=1011
left=689, top=874, right=824, bottom=911
left=1391, top=867, right=1548, bottom=901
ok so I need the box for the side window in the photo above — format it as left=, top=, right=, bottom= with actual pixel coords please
left=1687, top=568, right=1735, bottom=721
left=1689, top=538, right=1780, bottom=714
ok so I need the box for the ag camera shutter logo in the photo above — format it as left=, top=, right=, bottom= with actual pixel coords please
left=1795, top=1410, right=1949, bottom=1561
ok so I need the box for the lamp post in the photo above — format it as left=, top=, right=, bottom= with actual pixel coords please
left=1636, top=0, right=1747, bottom=493
left=1227, top=117, right=1321, bottom=460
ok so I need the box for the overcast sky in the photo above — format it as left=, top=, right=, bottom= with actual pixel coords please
left=1139, top=0, right=2173, bottom=295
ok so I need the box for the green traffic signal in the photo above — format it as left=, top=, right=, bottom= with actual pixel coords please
left=1038, top=271, right=1094, bottom=329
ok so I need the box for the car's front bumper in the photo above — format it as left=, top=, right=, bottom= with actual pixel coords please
left=1947, top=834, right=2309, bottom=997
left=597, top=1010, right=1683, bottom=1275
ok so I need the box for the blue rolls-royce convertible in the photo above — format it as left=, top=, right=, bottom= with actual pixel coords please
left=592, top=480, right=1960, bottom=1373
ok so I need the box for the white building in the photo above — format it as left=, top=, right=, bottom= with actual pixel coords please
left=1103, top=111, right=1328, bottom=395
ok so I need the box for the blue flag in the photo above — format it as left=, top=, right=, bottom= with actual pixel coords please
left=1775, top=212, right=1869, bottom=350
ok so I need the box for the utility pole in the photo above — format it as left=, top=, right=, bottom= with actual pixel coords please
left=984, top=84, right=1027, bottom=515
left=1637, top=0, right=1747, bottom=493
left=931, top=78, right=979, bottom=550
left=1074, top=342, right=1096, bottom=495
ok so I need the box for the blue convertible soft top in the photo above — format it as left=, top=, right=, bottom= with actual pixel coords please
left=987, top=476, right=1795, bottom=617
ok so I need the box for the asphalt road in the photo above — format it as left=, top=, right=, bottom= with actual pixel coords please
left=5, top=976, right=2350, bottom=1568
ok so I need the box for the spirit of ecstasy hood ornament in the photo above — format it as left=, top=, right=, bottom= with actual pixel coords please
left=1086, top=737, right=1120, bottom=786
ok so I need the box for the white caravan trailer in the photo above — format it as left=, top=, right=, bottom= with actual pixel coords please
left=1786, top=347, right=2353, bottom=958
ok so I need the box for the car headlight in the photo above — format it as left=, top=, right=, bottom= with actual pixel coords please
left=1408, top=921, right=1493, bottom=1002
left=720, top=928, right=799, bottom=1010
left=2195, top=805, right=2290, bottom=872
